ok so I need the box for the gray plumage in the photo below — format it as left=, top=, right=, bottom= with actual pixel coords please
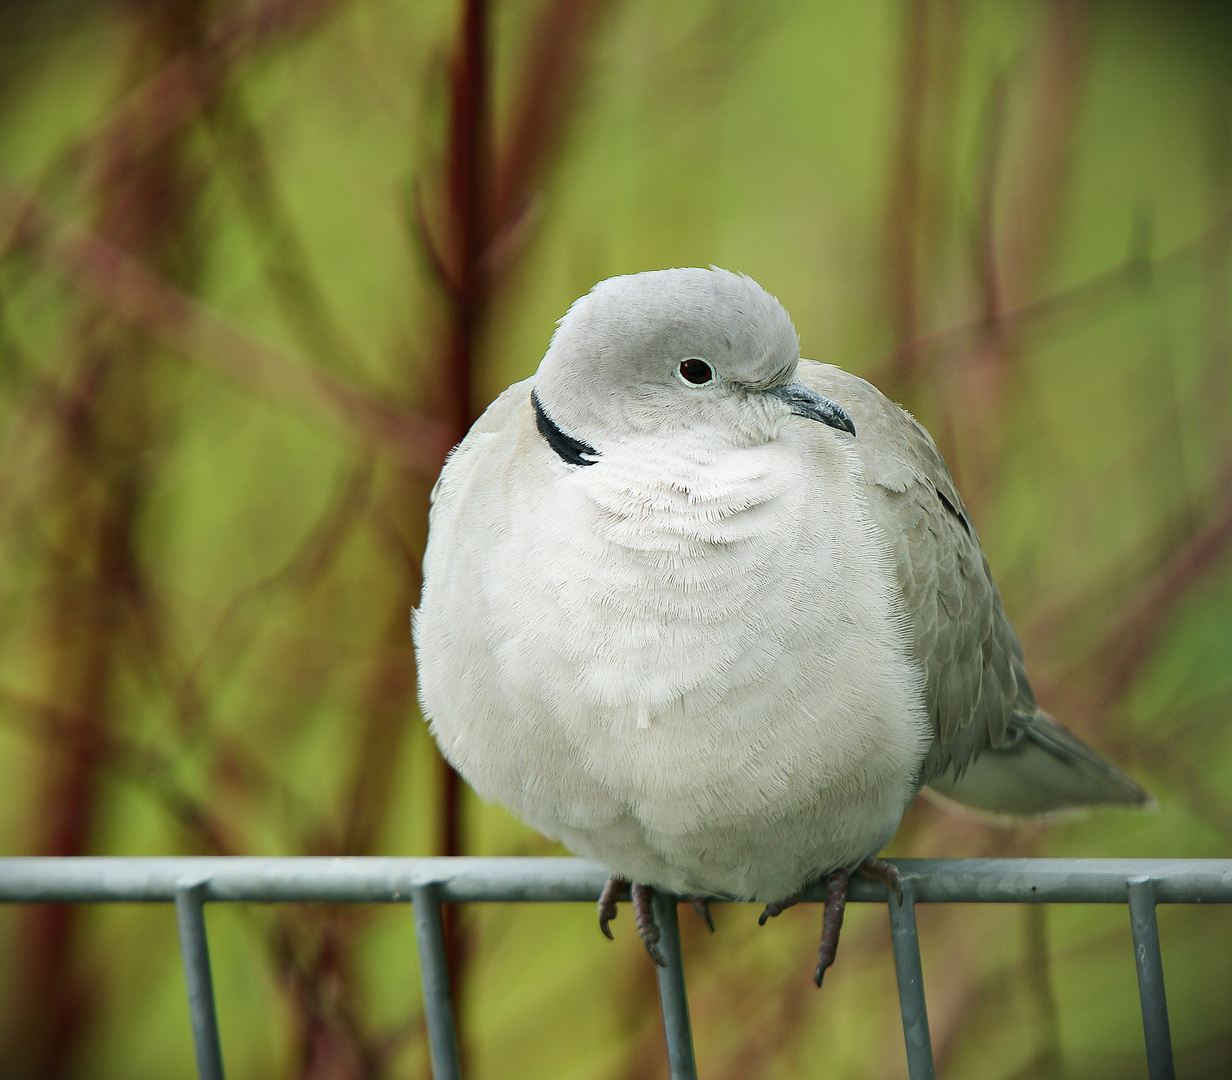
left=413, top=267, right=1148, bottom=906
left=808, top=362, right=1148, bottom=813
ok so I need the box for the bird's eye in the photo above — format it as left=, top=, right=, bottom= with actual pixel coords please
left=679, top=358, right=713, bottom=385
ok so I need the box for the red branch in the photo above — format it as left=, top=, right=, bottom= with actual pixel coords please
left=0, top=186, right=455, bottom=476
left=1098, top=467, right=1232, bottom=705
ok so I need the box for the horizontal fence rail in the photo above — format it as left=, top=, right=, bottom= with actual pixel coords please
left=2, top=857, right=1229, bottom=1080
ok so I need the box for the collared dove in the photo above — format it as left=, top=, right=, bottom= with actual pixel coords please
left=413, top=267, right=1150, bottom=984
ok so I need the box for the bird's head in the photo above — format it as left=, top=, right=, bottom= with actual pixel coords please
left=532, top=267, right=854, bottom=459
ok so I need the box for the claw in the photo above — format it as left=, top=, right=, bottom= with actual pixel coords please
left=597, top=875, right=627, bottom=941
left=758, top=892, right=801, bottom=926
left=689, top=894, right=716, bottom=933
left=762, top=860, right=899, bottom=986
left=813, top=868, right=850, bottom=988
left=857, top=855, right=904, bottom=906
left=632, top=882, right=667, bottom=967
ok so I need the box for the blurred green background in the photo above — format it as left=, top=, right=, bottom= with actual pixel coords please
left=0, top=0, right=1230, bottom=1077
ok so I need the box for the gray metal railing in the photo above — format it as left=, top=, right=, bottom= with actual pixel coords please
left=2, top=857, right=1229, bottom=1080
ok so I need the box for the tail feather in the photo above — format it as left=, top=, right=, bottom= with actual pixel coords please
left=924, top=712, right=1152, bottom=818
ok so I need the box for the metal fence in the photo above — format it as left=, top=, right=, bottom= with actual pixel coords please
left=1, top=856, right=1229, bottom=1080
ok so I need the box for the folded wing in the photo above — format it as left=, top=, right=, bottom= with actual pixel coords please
left=798, top=361, right=1150, bottom=815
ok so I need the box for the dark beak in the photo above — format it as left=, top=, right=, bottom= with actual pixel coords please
left=766, top=381, right=856, bottom=437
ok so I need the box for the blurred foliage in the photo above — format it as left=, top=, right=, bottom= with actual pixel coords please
left=0, top=0, right=1230, bottom=1078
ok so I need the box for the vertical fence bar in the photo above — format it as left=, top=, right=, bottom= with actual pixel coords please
left=887, top=880, right=936, bottom=1080
left=1126, top=876, right=1176, bottom=1080
left=174, top=881, right=226, bottom=1080
left=652, top=892, right=698, bottom=1080
left=411, top=884, right=463, bottom=1080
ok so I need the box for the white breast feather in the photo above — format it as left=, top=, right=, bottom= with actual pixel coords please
left=415, top=390, right=930, bottom=901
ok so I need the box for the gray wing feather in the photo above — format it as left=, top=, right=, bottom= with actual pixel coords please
left=798, top=361, right=1149, bottom=812
left=797, top=362, right=1041, bottom=783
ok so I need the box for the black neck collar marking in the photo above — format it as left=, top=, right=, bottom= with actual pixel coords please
left=531, top=389, right=599, bottom=467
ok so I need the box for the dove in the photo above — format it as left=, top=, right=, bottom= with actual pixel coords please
left=412, top=267, right=1149, bottom=984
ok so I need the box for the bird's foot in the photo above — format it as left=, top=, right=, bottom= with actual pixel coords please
left=758, top=892, right=802, bottom=926
left=597, top=874, right=627, bottom=941
left=689, top=894, right=716, bottom=933
left=597, top=878, right=677, bottom=965
left=856, top=855, right=904, bottom=906
left=814, top=867, right=851, bottom=987
left=632, top=882, right=667, bottom=967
